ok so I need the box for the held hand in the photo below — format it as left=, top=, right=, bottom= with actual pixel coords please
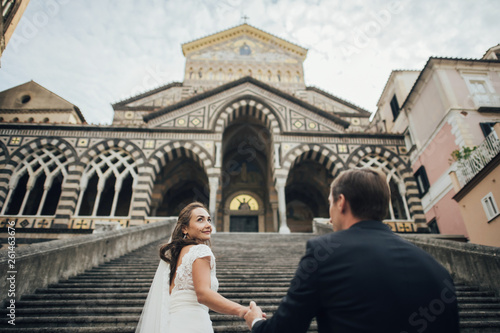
left=238, top=305, right=250, bottom=318
left=244, top=301, right=266, bottom=330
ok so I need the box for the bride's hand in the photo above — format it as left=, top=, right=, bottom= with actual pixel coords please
left=238, top=305, right=250, bottom=318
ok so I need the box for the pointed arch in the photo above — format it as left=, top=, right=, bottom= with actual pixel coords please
left=145, top=141, right=213, bottom=217
left=75, top=147, right=140, bottom=218
left=80, top=139, right=145, bottom=165
left=281, top=144, right=345, bottom=178
left=150, top=141, right=213, bottom=176
left=0, top=138, right=76, bottom=212
left=347, top=145, right=426, bottom=224
left=212, top=95, right=283, bottom=134
left=71, top=140, right=145, bottom=220
left=0, top=140, right=9, bottom=166
left=282, top=144, right=341, bottom=232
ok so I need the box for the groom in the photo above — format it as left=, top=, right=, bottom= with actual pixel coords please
left=244, top=168, right=459, bottom=332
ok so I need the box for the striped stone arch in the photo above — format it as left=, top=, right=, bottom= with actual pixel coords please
left=0, top=141, right=9, bottom=181
left=0, top=137, right=76, bottom=211
left=281, top=144, right=345, bottom=178
left=149, top=141, right=213, bottom=176
left=347, top=145, right=426, bottom=224
left=137, top=141, right=214, bottom=218
left=64, top=139, right=146, bottom=221
left=212, top=95, right=283, bottom=135
left=0, top=141, right=8, bottom=166
left=79, top=139, right=146, bottom=165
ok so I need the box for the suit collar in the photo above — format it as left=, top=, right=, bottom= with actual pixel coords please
left=349, top=220, right=390, bottom=231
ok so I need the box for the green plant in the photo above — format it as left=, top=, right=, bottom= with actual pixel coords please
left=450, top=146, right=477, bottom=163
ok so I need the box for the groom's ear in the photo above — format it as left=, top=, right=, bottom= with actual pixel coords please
left=337, top=194, right=347, bottom=214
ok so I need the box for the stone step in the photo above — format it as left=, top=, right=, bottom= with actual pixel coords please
left=36, top=287, right=291, bottom=294
left=0, top=327, right=317, bottom=333
left=1, top=233, right=499, bottom=333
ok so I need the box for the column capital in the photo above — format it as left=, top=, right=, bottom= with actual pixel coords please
left=275, top=177, right=287, bottom=187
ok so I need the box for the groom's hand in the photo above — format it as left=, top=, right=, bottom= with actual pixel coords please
left=244, top=301, right=266, bottom=330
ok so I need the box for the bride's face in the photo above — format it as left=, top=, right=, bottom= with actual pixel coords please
left=183, top=207, right=212, bottom=242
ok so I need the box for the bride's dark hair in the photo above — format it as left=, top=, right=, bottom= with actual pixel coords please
left=159, top=201, right=211, bottom=286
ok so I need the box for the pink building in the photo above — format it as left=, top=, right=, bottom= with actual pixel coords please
left=372, top=45, right=500, bottom=238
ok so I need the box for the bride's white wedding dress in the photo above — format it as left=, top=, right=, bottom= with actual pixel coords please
left=135, top=244, right=219, bottom=333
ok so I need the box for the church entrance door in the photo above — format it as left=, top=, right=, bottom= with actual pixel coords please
left=230, top=215, right=258, bottom=232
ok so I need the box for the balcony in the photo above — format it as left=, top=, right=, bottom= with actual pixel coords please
left=454, top=130, right=500, bottom=188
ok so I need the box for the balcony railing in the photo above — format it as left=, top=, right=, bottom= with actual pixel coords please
left=456, top=131, right=500, bottom=187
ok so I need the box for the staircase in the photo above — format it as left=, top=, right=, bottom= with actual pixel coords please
left=1, top=233, right=499, bottom=332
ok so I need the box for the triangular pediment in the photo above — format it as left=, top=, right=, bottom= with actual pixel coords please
left=182, top=24, right=307, bottom=63
left=186, top=34, right=304, bottom=65
left=0, top=81, right=77, bottom=111
left=144, top=77, right=349, bottom=134
left=0, top=80, right=85, bottom=122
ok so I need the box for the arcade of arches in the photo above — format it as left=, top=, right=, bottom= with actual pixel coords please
left=0, top=101, right=423, bottom=234
left=0, top=24, right=427, bottom=236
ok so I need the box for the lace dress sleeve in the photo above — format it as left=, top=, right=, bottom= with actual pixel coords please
left=187, top=244, right=215, bottom=269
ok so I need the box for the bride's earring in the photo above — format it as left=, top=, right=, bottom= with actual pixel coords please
left=183, top=233, right=187, bottom=239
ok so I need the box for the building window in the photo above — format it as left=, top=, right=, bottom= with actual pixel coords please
left=1, top=147, right=67, bottom=216
left=414, top=166, right=430, bottom=197
left=482, top=192, right=499, bottom=221
left=390, top=94, right=400, bottom=120
left=480, top=122, right=497, bottom=138
left=21, top=95, right=31, bottom=104
left=76, top=148, right=138, bottom=217
left=428, top=219, right=440, bottom=234
left=462, top=73, right=495, bottom=107
left=404, top=129, right=415, bottom=151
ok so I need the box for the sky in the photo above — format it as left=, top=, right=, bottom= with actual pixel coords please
left=1, top=0, right=499, bottom=125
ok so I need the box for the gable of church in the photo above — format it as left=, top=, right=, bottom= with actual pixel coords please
left=144, top=78, right=349, bottom=134
left=0, top=80, right=78, bottom=111
left=186, top=34, right=303, bottom=66
left=182, top=24, right=307, bottom=61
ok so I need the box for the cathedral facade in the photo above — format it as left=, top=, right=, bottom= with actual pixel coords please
left=0, top=24, right=426, bottom=242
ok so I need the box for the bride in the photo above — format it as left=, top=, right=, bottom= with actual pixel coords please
left=136, top=202, right=250, bottom=332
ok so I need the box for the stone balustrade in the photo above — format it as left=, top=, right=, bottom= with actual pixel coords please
left=0, top=218, right=176, bottom=305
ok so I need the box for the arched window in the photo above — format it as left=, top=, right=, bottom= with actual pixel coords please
left=1, top=147, right=68, bottom=216
left=218, top=69, right=224, bottom=80
left=75, top=148, right=138, bottom=217
left=257, top=70, right=263, bottom=81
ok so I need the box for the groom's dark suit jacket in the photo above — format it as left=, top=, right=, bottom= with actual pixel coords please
left=252, top=220, right=459, bottom=333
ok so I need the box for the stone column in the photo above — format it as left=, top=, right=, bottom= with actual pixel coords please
left=274, top=143, right=281, bottom=169
left=214, top=142, right=222, bottom=168
left=209, top=176, right=219, bottom=233
left=276, top=178, right=290, bottom=234
left=271, top=202, right=279, bottom=232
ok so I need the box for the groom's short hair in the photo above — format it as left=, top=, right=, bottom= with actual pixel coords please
left=330, top=168, right=390, bottom=221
